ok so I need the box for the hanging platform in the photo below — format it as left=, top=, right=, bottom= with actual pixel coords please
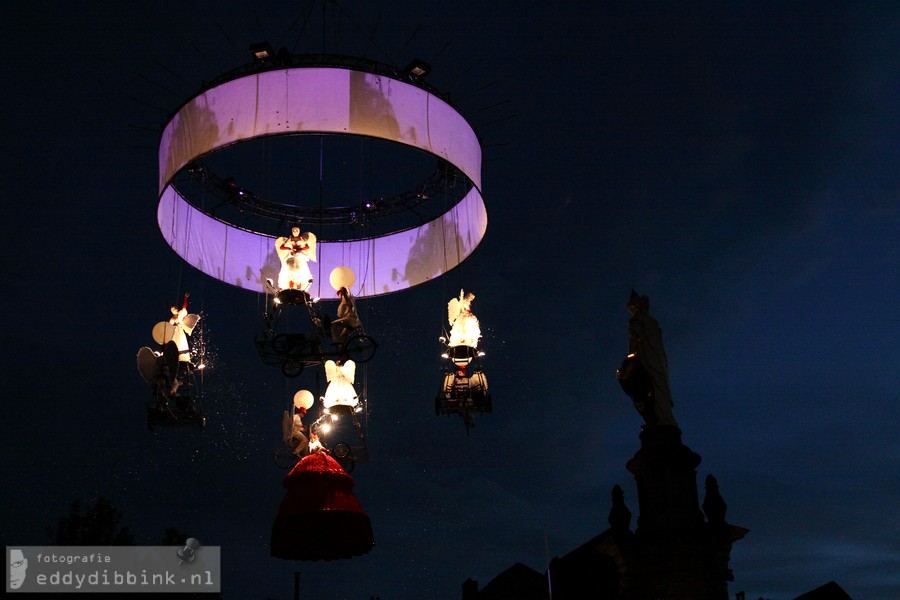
left=435, top=341, right=491, bottom=432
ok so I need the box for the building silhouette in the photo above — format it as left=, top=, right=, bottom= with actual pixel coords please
left=461, top=426, right=854, bottom=600
left=462, top=297, right=855, bottom=600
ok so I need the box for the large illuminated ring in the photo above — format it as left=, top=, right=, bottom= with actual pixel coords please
left=158, top=64, right=487, bottom=298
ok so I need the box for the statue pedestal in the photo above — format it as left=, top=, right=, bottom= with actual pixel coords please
left=620, top=426, right=747, bottom=600
left=626, top=425, right=704, bottom=532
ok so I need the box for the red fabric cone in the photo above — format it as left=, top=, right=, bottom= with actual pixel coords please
left=270, top=453, right=374, bottom=560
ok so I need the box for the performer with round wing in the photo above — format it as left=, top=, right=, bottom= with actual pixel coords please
left=275, top=227, right=317, bottom=291
left=447, top=289, right=480, bottom=348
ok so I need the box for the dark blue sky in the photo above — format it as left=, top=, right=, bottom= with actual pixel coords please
left=2, top=2, right=898, bottom=599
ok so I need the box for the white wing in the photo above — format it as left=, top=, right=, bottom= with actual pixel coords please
left=151, top=321, right=176, bottom=345
left=324, top=359, right=338, bottom=382
left=137, top=347, right=161, bottom=385
left=282, top=410, right=292, bottom=444
left=305, top=232, right=317, bottom=262
left=181, top=313, right=200, bottom=335
left=341, top=359, right=356, bottom=383
left=447, top=297, right=461, bottom=325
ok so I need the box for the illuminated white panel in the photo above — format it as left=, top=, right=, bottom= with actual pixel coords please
left=158, top=184, right=487, bottom=298
left=158, top=65, right=487, bottom=298
left=159, top=68, right=482, bottom=192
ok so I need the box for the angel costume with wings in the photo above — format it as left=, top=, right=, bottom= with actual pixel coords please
left=322, top=359, right=358, bottom=408
left=447, top=290, right=481, bottom=348
left=140, top=294, right=200, bottom=398
left=275, top=227, right=317, bottom=291
left=151, top=294, right=200, bottom=363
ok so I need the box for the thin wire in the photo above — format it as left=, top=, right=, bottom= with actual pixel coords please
left=438, top=174, right=453, bottom=332
left=317, top=136, right=325, bottom=288
left=291, top=1, right=318, bottom=54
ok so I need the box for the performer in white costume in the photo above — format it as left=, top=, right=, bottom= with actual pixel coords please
left=447, top=289, right=481, bottom=348
left=322, top=359, right=358, bottom=408
left=275, top=226, right=317, bottom=291
left=146, top=293, right=200, bottom=398
left=168, top=293, right=200, bottom=363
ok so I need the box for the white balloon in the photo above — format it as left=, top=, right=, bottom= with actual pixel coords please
left=329, top=266, right=356, bottom=292
left=293, top=389, right=314, bottom=410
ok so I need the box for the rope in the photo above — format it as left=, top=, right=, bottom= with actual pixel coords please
left=316, top=135, right=324, bottom=289
left=438, top=174, right=453, bottom=334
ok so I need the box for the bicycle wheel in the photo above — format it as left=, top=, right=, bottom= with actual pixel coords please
left=343, top=334, right=377, bottom=363
left=272, top=334, right=291, bottom=354
left=332, top=442, right=352, bottom=459
left=282, top=358, right=305, bottom=378
left=273, top=445, right=299, bottom=469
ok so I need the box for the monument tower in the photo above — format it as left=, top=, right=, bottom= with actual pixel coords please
left=616, top=291, right=748, bottom=599
left=471, top=292, right=749, bottom=600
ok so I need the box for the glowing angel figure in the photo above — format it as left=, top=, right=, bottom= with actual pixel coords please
left=275, top=226, right=317, bottom=291
left=152, top=294, right=200, bottom=364
left=145, top=294, right=201, bottom=398
left=322, top=359, right=358, bottom=409
left=447, top=289, right=481, bottom=348
left=169, top=295, right=201, bottom=363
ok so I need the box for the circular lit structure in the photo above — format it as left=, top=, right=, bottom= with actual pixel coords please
left=158, top=55, right=487, bottom=298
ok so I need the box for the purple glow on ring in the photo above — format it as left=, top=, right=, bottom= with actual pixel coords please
left=157, top=66, right=487, bottom=298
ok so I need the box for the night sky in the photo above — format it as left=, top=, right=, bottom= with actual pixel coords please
left=2, top=2, right=898, bottom=599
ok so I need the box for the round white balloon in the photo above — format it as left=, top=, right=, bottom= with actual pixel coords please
left=293, top=389, right=314, bottom=410
left=329, top=266, right=356, bottom=292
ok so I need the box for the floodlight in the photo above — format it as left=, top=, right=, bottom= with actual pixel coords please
left=405, top=59, right=431, bottom=79
left=249, top=42, right=274, bottom=62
